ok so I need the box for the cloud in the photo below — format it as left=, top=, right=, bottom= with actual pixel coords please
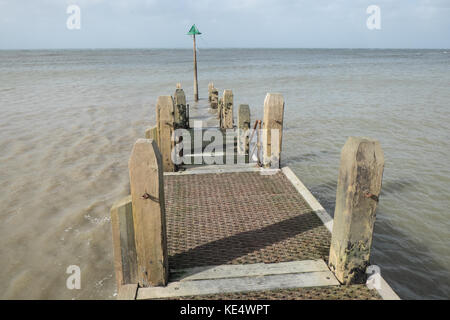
left=0, top=0, right=448, bottom=48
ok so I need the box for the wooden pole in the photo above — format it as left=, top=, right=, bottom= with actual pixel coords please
left=328, top=137, right=384, bottom=284
left=262, top=93, right=284, bottom=168
left=211, top=88, right=219, bottom=109
left=193, top=34, right=199, bottom=102
left=174, top=88, right=188, bottom=129
left=218, top=97, right=223, bottom=121
left=237, top=104, right=251, bottom=158
left=156, top=96, right=175, bottom=172
left=129, top=139, right=168, bottom=287
left=208, top=82, right=214, bottom=102
left=222, top=90, right=233, bottom=129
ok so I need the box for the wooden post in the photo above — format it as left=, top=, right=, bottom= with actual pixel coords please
left=193, top=35, right=199, bottom=102
left=174, top=88, right=188, bottom=129
left=208, top=82, right=214, bottom=102
left=328, top=137, right=385, bottom=285
left=211, top=88, right=219, bottom=109
left=129, top=139, right=168, bottom=287
left=111, top=195, right=138, bottom=288
left=156, top=96, right=175, bottom=172
left=237, top=104, right=250, bottom=157
left=262, top=93, right=284, bottom=168
left=145, top=125, right=159, bottom=143
left=222, top=90, right=233, bottom=129
left=218, top=97, right=223, bottom=120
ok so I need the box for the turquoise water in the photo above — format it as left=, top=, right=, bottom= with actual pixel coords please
left=0, top=49, right=449, bottom=299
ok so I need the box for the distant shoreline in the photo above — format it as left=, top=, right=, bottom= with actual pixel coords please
left=1, top=47, right=449, bottom=51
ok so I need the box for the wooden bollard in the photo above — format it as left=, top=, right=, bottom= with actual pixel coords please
left=208, top=82, right=214, bottom=102
left=156, top=96, right=175, bottom=172
left=218, top=97, right=223, bottom=119
left=237, top=104, right=250, bottom=156
left=111, top=195, right=138, bottom=288
left=328, top=137, right=385, bottom=285
left=262, top=93, right=284, bottom=168
left=129, top=139, right=168, bottom=287
left=211, top=88, right=219, bottom=109
left=145, top=125, right=159, bottom=143
left=174, top=88, right=188, bottom=129
left=221, top=90, right=234, bottom=129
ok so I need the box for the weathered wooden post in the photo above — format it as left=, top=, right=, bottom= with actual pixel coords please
left=145, top=125, right=158, bottom=142
left=208, top=82, right=214, bottom=102
left=174, top=88, right=188, bottom=129
left=156, top=96, right=175, bottom=172
left=218, top=97, right=223, bottom=120
left=237, top=104, right=250, bottom=158
left=262, top=93, right=284, bottom=168
left=129, top=139, right=168, bottom=287
left=211, top=88, right=219, bottom=109
left=111, top=195, right=138, bottom=288
left=221, top=90, right=234, bottom=129
left=328, top=137, right=384, bottom=285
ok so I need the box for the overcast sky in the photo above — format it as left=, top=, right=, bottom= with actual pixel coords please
left=1, top=0, right=449, bottom=49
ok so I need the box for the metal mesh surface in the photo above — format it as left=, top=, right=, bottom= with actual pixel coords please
left=164, top=171, right=330, bottom=269
left=163, top=171, right=381, bottom=300
left=169, top=285, right=381, bottom=300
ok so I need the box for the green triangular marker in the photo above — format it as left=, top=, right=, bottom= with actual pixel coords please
left=187, top=24, right=201, bottom=35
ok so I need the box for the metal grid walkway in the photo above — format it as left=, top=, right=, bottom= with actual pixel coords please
left=169, top=285, right=381, bottom=300
left=162, top=170, right=381, bottom=299
left=164, top=171, right=331, bottom=269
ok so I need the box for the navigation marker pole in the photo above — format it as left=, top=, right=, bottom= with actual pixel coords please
left=187, top=24, right=201, bottom=102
